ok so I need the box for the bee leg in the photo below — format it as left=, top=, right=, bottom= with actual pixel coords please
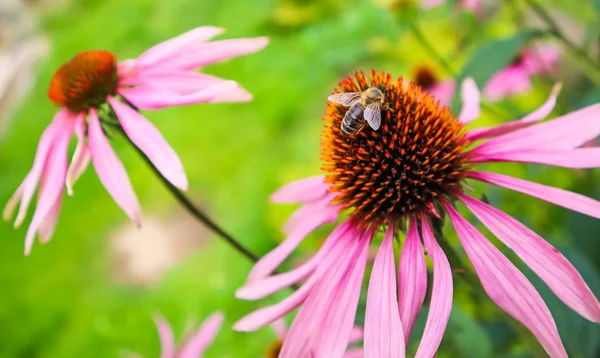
left=383, top=104, right=394, bottom=112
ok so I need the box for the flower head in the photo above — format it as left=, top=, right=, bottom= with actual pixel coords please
left=154, top=313, right=224, bottom=358
left=484, top=43, right=560, bottom=102
left=4, top=27, right=269, bottom=255
left=412, top=65, right=455, bottom=107
left=235, top=70, right=600, bottom=358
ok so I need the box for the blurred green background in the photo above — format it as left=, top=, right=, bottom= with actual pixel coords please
left=0, top=0, right=599, bottom=357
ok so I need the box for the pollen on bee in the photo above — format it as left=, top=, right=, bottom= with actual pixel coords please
left=48, top=50, right=119, bottom=113
left=321, top=70, right=470, bottom=227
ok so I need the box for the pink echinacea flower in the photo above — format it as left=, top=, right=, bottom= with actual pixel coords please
left=3, top=27, right=268, bottom=255
left=234, top=70, right=600, bottom=358
left=484, top=43, right=560, bottom=102
left=412, top=65, right=456, bottom=107
left=154, top=313, right=224, bottom=358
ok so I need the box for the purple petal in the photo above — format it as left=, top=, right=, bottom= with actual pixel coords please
left=120, top=81, right=252, bottom=110
left=281, top=228, right=370, bottom=358
left=483, top=66, right=531, bottom=102
left=66, top=113, right=91, bottom=196
left=150, top=37, right=269, bottom=72
left=457, top=77, right=480, bottom=124
left=247, top=205, right=339, bottom=281
left=270, top=176, right=330, bottom=203
left=458, top=193, right=600, bottom=323
left=473, top=103, right=600, bottom=153
left=522, top=44, right=560, bottom=74
left=283, top=192, right=337, bottom=234
left=23, top=117, right=74, bottom=255
left=37, top=193, right=63, bottom=245
left=10, top=109, right=70, bottom=227
left=119, top=71, right=226, bottom=95
left=109, top=97, right=188, bottom=190
left=415, top=216, right=453, bottom=358
left=348, top=326, right=363, bottom=344
left=153, top=315, right=176, bottom=358
left=179, top=312, right=224, bottom=358
left=343, top=348, right=364, bottom=358
left=270, top=319, right=288, bottom=340
left=135, top=26, right=225, bottom=69
left=467, top=82, right=562, bottom=142
left=470, top=147, right=600, bottom=169
left=234, top=222, right=356, bottom=332
left=88, top=109, right=142, bottom=226
left=468, top=171, right=600, bottom=219
left=398, top=217, right=427, bottom=343
left=426, top=80, right=455, bottom=107
left=364, top=225, right=405, bottom=358
left=443, top=201, right=568, bottom=358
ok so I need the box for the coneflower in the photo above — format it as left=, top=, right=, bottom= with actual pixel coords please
left=234, top=70, right=599, bottom=358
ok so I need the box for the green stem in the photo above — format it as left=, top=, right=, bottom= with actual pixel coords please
left=525, top=0, right=600, bottom=85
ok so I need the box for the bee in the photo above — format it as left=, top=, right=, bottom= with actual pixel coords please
left=327, top=85, right=389, bottom=137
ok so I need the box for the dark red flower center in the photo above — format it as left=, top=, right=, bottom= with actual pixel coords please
left=321, top=70, right=471, bottom=226
left=413, top=65, right=438, bottom=89
left=48, top=50, right=118, bottom=113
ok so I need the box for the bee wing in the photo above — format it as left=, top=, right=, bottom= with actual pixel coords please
left=364, top=103, right=382, bottom=130
left=327, top=92, right=362, bottom=107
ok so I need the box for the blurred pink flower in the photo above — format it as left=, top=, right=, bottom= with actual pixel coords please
left=484, top=44, right=560, bottom=102
left=412, top=65, right=456, bottom=107
left=3, top=27, right=268, bottom=255
left=422, top=0, right=482, bottom=13
left=154, top=313, right=224, bottom=358
left=234, top=71, right=600, bottom=358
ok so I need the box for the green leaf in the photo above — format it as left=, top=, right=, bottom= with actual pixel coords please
left=452, top=31, right=543, bottom=112
left=594, top=0, right=600, bottom=12
left=576, top=86, right=600, bottom=109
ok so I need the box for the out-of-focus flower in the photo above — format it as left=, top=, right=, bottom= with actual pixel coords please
left=3, top=27, right=268, bottom=255
left=484, top=44, right=560, bottom=102
left=234, top=70, right=600, bottom=357
left=412, top=65, right=456, bottom=107
left=266, top=319, right=363, bottom=358
left=422, top=0, right=482, bottom=14
left=154, top=313, right=224, bottom=358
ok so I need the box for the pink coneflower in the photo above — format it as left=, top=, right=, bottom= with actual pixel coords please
left=234, top=70, right=600, bottom=357
left=484, top=43, right=560, bottom=102
left=3, top=27, right=268, bottom=255
left=412, top=65, right=456, bottom=107
left=154, top=313, right=223, bottom=358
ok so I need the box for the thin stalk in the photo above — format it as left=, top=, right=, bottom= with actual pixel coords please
left=102, top=118, right=261, bottom=264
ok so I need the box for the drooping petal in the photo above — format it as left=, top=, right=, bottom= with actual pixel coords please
left=458, top=193, right=600, bottom=323
left=473, top=103, right=600, bottom=153
left=120, top=81, right=252, bottom=110
left=149, top=37, right=269, bottom=72
left=134, top=26, right=225, bottom=69
left=270, top=176, right=330, bottom=203
left=483, top=66, right=531, bottom=102
left=153, top=315, right=176, bottom=358
left=270, top=319, right=288, bottom=340
left=66, top=113, right=91, bottom=196
left=364, top=225, right=405, bottom=358
left=87, top=109, right=142, bottom=226
left=457, top=77, right=480, bottom=124
left=37, top=194, right=63, bottom=245
left=247, top=206, right=339, bottom=281
left=283, top=192, right=338, bottom=234
left=398, top=217, right=427, bottom=343
left=443, top=202, right=568, bottom=358
left=415, top=216, right=453, bottom=358
left=234, top=223, right=356, bottom=332
left=23, top=117, right=74, bottom=255
left=119, top=71, right=225, bottom=95
left=281, top=229, right=370, bottom=358
left=10, top=109, right=70, bottom=227
left=468, top=171, right=600, bottom=219
left=349, top=326, right=364, bottom=344
left=179, top=312, right=224, bottom=358
left=470, top=147, right=600, bottom=169
left=466, top=82, right=562, bottom=142
left=522, top=44, right=560, bottom=74
left=343, top=348, right=364, bottom=358
left=109, top=97, right=188, bottom=190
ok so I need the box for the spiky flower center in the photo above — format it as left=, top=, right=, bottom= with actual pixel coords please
left=321, top=71, right=470, bottom=226
left=48, top=50, right=118, bottom=113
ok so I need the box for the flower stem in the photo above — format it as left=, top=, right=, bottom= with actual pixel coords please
left=102, top=113, right=262, bottom=264
left=524, top=0, right=600, bottom=85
